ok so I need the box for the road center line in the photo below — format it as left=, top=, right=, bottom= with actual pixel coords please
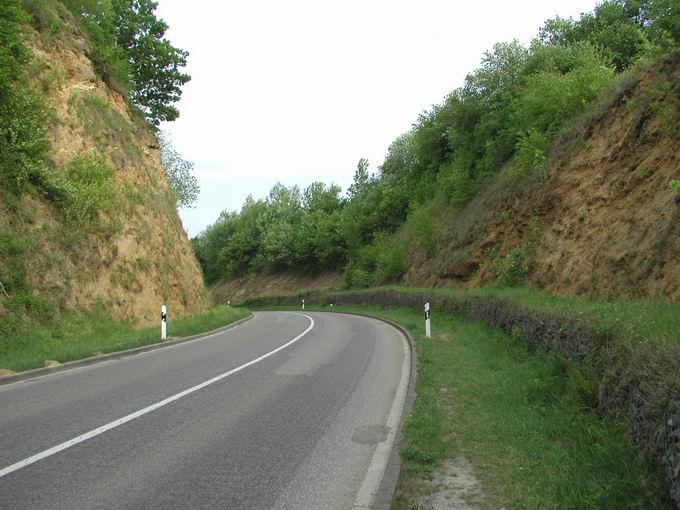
left=0, top=313, right=315, bottom=479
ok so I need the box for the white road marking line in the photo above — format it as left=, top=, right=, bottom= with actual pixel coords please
left=0, top=315, right=261, bottom=390
left=352, top=321, right=411, bottom=509
left=0, top=314, right=315, bottom=479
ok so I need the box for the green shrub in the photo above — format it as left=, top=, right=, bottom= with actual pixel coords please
left=135, top=256, right=149, bottom=270
left=51, top=155, right=116, bottom=228
left=0, top=1, right=30, bottom=92
left=373, top=234, right=406, bottom=284
left=510, top=43, right=614, bottom=142
left=671, top=180, right=680, bottom=194
left=407, top=205, right=438, bottom=255
left=21, top=0, right=64, bottom=39
left=509, top=128, right=549, bottom=178
left=0, top=227, right=30, bottom=297
left=0, top=89, right=51, bottom=193
left=0, top=226, right=57, bottom=336
left=62, top=0, right=130, bottom=92
left=342, top=233, right=406, bottom=289
left=0, top=2, right=53, bottom=197
left=495, top=247, right=529, bottom=287
left=436, top=159, right=476, bottom=206
left=343, top=266, right=374, bottom=289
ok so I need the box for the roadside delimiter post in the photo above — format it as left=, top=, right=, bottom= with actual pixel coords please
left=161, top=304, right=168, bottom=340
left=302, top=299, right=305, bottom=310
left=425, top=302, right=431, bottom=338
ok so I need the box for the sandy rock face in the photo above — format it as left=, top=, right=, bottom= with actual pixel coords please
left=8, top=16, right=209, bottom=326
left=404, top=55, right=680, bottom=301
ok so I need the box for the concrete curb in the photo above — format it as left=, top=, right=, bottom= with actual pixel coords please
left=0, top=314, right=255, bottom=387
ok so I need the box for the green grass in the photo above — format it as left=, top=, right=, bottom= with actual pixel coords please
left=0, top=305, right=250, bottom=373
left=370, top=285, right=680, bottom=344
left=268, top=303, right=668, bottom=509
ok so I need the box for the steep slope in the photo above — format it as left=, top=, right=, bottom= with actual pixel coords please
left=404, top=55, right=680, bottom=300
left=211, top=272, right=342, bottom=304
left=0, top=6, right=207, bottom=329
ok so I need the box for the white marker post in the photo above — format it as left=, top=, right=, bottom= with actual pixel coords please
left=227, top=300, right=231, bottom=308
left=302, top=299, right=305, bottom=310
left=161, top=304, right=168, bottom=340
left=424, top=302, right=431, bottom=338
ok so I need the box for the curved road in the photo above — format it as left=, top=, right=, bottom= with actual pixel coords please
left=0, top=312, right=410, bottom=509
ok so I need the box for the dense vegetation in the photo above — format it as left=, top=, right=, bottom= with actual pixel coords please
left=0, top=0, right=191, bottom=195
left=0, top=0, right=194, bottom=338
left=193, top=0, right=680, bottom=288
left=62, top=0, right=190, bottom=125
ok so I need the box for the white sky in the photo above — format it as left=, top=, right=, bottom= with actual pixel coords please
left=155, top=0, right=598, bottom=236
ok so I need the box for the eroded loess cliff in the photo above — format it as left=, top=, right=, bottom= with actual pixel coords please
left=405, top=55, right=680, bottom=301
left=0, top=7, right=207, bottom=328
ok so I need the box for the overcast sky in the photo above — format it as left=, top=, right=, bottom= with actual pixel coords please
left=155, top=0, right=598, bottom=236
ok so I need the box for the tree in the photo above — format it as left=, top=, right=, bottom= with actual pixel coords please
left=348, top=158, right=371, bottom=198
left=62, top=0, right=131, bottom=90
left=646, top=0, right=680, bottom=48
left=112, top=0, right=190, bottom=124
left=159, top=131, right=199, bottom=208
left=464, top=40, right=529, bottom=109
left=303, top=182, right=343, bottom=213
left=536, top=1, right=647, bottom=71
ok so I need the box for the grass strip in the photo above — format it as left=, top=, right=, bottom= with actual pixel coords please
left=270, top=304, right=668, bottom=509
left=0, top=305, right=250, bottom=373
left=385, top=285, right=680, bottom=345
left=248, top=284, right=680, bottom=345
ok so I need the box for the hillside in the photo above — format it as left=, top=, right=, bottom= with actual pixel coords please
left=211, top=272, right=341, bottom=304
left=193, top=1, right=680, bottom=304
left=404, top=55, right=680, bottom=299
left=200, top=55, right=680, bottom=304
left=0, top=1, right=208, bottom=340
left=191, top=2, right=680, bottom=504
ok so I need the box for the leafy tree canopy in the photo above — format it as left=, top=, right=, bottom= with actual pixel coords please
left=63, top=0, right=190, bottom=124
left=159, top=131, right=199, bottom=209
left=192, top=0, right=680, bottom=288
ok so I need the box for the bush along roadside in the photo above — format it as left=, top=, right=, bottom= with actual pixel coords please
left=246, top=288, right=680, bottom=506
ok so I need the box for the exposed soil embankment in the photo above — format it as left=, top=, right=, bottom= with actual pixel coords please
left=0, top=12, right=208, bottom=326
left=247, top=288, right=680, bottom=506
left=211, top=272, right=341, bottom=304
left=405, top=55, right=680, bottom=302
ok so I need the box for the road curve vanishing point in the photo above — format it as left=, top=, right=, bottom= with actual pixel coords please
left=0, top=311, right=411, bottom=509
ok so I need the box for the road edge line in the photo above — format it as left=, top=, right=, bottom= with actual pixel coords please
left=0, top=313, right=315, bottom=479
left=0, top=314, right=255, bottom=387
left=292, top=310, right=416, bottom=510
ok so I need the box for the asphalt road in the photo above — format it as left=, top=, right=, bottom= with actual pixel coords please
left=0, top=311, right=410, bottom=509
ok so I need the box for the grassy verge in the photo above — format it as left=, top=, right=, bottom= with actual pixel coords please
left=387, top=285, right=680, bottom=344
left=0, top=304, right=250, bottom=373
left=251, top=286, right=680, bottom=506
left=265, top=303, right=669, bottom=508
left=246, top=284, right=680, bottom=344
